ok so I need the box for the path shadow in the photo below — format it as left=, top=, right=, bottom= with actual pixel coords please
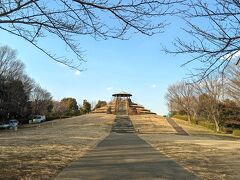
left=166, top=118, right=189, bottom=136
left=56, top=116, right=198, bottom=180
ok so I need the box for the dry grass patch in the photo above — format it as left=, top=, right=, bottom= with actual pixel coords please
left=130, top=115, right=175, bottom=134
left=144, top=136, right=240, bottom=180
left=131, top=115, right=240, bottom=180
left=172, top=118, right=216, bottom=135
left=0, top=114, right=115, bottom=179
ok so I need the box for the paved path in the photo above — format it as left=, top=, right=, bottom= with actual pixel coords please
left=166, top=118, right=189, bottom=136
left=56, top=116, right=198, bottom=180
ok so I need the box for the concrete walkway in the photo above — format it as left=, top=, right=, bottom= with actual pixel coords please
left=56, top=116, right=198, bottom=180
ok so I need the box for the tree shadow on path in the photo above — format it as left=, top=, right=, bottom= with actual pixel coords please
left=166, top=117, right=189, bottom=136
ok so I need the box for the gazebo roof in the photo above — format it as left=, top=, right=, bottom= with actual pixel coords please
left=112, top=91, right=132, bottom=97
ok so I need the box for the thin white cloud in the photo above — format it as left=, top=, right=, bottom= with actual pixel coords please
left=222, top=50, right=240, bottom=61
left=75, top=71, right=81, bottom=76
left=107, top=87, right=113, bottom=91
left=151, top=84, right=157, bottom=88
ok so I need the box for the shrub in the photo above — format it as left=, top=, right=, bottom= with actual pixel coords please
left=233, top=129, right=240, bottom=136
left=46, top=115, right=71, bottom=121
left=173, top=115, right=188, bottom=121
left=94, top=100, right=107, bottom=110
left=198, top=121, right=216, bottom=131
left=220, top=127, right=233, bottom=134
left=174, top=115, right=217, bottom=131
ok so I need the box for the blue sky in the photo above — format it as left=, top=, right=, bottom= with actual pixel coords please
left=0, top=16, right=196, bottom=115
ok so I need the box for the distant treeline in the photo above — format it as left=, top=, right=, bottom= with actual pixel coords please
left=0, top=45, right=93, bottom=123
left=166, top=67, right=240, bottom=133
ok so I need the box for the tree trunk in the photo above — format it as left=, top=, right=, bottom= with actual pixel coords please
left=213, top=115, right=220, bottom=132
left=193, top=112, right=198, bottom=124
left=187, top=113, right=191, bottom=123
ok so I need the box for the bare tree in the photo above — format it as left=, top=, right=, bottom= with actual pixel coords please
left=20, top=74, right=35, bottom=98
left=166, top=81, right=197, bottom=123
left=30, top=84, right=52, bottom=114
left=0, top=46, right=25, bottom=80
left=166, top=71, right=239, bottom=131
left=226, top=65, right=240, bottom=106
left=0, top=0, right=178, bottom=70
left=166, top=0, right=240, bottom=80
left=0, top=45, right=53, bottom=119
left=0, top=45, right=27, bottom=119
left=194, top=75, right=224, bottom=131
left=52, top=101, right=68, bottom=119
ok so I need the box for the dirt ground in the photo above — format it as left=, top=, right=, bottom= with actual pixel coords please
left=1, top=114, right=239, bottom=180
left=0, top=114, right=115, bottom=179
left=130, top=115, right=240, bottom=180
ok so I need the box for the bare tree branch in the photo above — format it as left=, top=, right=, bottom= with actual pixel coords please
left=0, top=0, right=179, bottom=70
left=165, top=0, right=240, bottom=81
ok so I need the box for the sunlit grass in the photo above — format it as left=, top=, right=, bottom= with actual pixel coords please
left=0, top=114, right=114, bottom=179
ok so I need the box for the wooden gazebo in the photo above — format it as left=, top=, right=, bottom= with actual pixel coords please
left=92, top=91, right=156, bottom=115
